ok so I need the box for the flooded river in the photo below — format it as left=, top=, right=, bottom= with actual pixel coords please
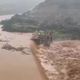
left=0, top=15, right=44, bottom=80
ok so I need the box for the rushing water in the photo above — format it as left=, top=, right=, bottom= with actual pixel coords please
left=0, top=15, right=44, bottom=80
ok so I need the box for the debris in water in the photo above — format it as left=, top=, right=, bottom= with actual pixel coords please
left=2, top=43, right=31, bottom=55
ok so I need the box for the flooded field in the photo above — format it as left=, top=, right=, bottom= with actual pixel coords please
left=0, top=15, right=44, bottom=80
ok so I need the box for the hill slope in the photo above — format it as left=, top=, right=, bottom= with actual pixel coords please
left=1, top=0, right=80, bottom=39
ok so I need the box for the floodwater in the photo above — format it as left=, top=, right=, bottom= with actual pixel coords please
left=0, top=15, right=44, bottom=80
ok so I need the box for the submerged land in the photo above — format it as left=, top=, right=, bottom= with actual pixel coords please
left=0, top=15, right=46, bottom=80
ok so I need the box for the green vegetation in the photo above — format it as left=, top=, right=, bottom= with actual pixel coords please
left=1, top=14, right=39, bottom=32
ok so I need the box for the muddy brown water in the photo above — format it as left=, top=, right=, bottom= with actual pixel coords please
left=0, top=15, right=45, bottom=80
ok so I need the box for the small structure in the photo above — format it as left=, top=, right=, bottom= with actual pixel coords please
left=31, top=31, right=53, bottom=47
